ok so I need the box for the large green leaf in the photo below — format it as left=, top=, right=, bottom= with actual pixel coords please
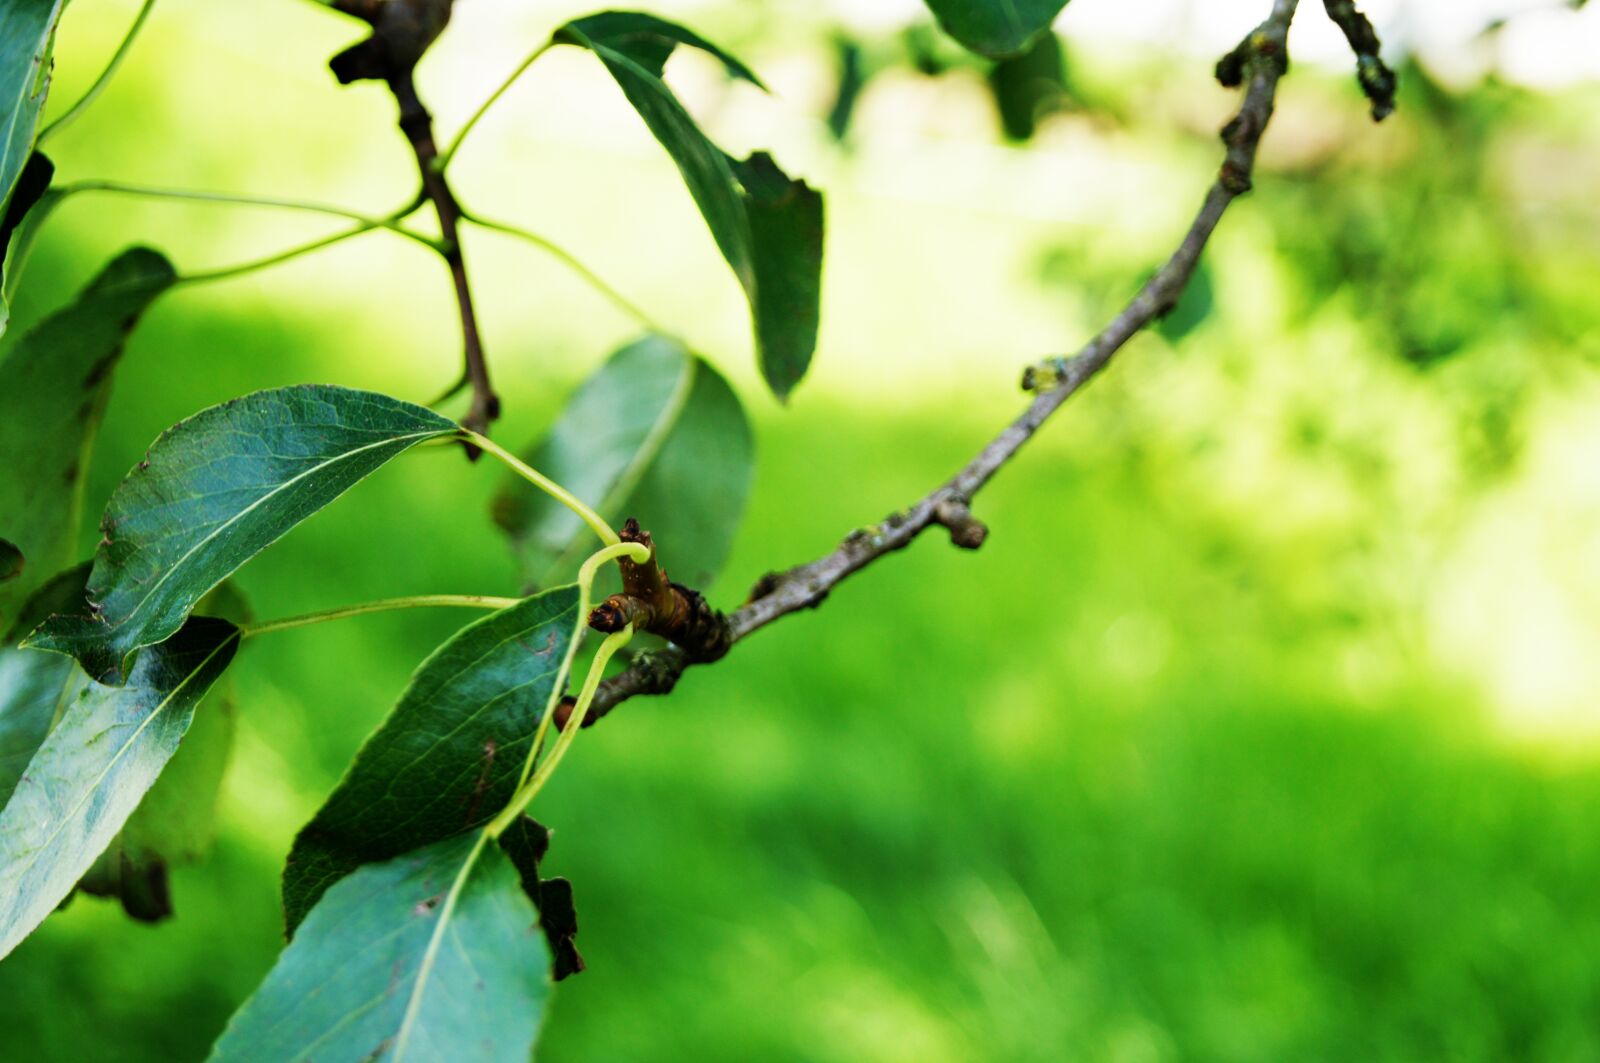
left=0, top=0, right=65, bottom=218
left=492, top=335, right=754, bottom=592
left=555, top=12, right=823, bottom=400
left=922, top=0, right=1070, bottom=59
left=282, top=586, right=582, bottom=934
left=0, top=615, right=238, bottom=958
left=0, top=563, right=90, bottom=805
left=211, top=832, right=551, bottom=1063
left=0, top=249, right=175, bottom=625
left=28, top=386, right=459, bottom=681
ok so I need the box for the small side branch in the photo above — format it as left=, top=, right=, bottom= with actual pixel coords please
left=580, top=0, right=1304, bottom=728
left=1321, top=0, right=1398, bottom=120
left=328, top=0, right=500, bottom=440
left=390, top=73, right=500, bottom=439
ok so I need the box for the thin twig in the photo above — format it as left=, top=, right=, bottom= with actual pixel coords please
left=463, top=210, right=662, bottom=330
left=389, top=72, right=500, bottom=441
left=582, top=0, right=1304, bottom=726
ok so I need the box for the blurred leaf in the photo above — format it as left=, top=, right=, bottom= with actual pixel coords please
left=0, top=249, right=175, bottom=625
left=211, top=832, right=550, bottom=1063
left=498, top=815, right=585, bottom=980
left=27, top=386, right=458, bottom=682
left=0, top=0, right=64, bottom=219
left=555, top=13, right=824, bottom=399
left=826, top=35, right=867, bottom=142
left=75, top=836, right=173, bottom=923
left=987, top=32, right=1067, bottom=141
left=0, top=563, right=91, bottom=805
left=1156, top=260, right=1215, bottom=344
left=493, top=335, right=754, bottom=592
left=0, top=616, right=238, bottom=959
left=0, top=539, right=18, bottom=584
left=282, top=587, right=582, bottom=934
left=0, top=150, right=51, bottom=336
left=922, top=0, right=1069, bottom=59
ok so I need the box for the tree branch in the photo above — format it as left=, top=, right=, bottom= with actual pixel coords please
left=328, top=0, right=500, bottom=442
left=390, top=72, right=499, bottom=440
left=573, top=0, right=1305, bottom=728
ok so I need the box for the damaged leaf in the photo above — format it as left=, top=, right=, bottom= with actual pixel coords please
left=498, top=815, right=585, bottom=980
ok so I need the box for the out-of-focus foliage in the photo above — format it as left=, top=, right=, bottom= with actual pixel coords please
left=1, top=1, right=1598, bottom=1060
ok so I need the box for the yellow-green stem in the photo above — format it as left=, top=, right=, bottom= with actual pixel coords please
left=438, top=42, right=553, bottom=169
left=40, top=0, right=158, bottom=141
left=487, top=623, right=634, bottom=837
left=241, top=594, right=521, bottom=638
left=466, top=430, right=621, bottom=547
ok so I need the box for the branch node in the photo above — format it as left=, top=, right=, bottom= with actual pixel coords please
left=586, top=519, right=733, bottom=662
left=934, top=500, right=988, bottom=550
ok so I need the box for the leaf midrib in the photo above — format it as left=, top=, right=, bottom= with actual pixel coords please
left=108, top=427, right=450, bottom=648
left=390, top=829, right=491, bottom=1063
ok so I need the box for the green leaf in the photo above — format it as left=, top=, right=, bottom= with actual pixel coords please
left=0, top=0, right=66, bottom=219
left=0, top=149, right=51, bottom=335
left=0, top=563, right=91, bottom=805
left=492, top=335, right=754, bottom=592
left=826, top=35, right=867, bottom=143
left=987, top=32, right=1067, bottom=141
left=27, top=385, right=459, bottom=682
left=0, top=615, right=238, bottom=959
left=555, top=12, right=824, bottom=399
left=0, top=249, right=175, bottom=625
left=730, top=152, right=825, bottom=400
left=922, top=0, right=1070, bottom=59
left=282, top=586, right=582, bottom=934
left=211, top=832, right=551, bottom=1063
left=0, top=538, right=18, bottom=584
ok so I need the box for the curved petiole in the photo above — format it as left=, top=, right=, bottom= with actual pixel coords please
left=437, top=42, right=553, bottom=170
left=487, top=622, right=634, bottom=837
left=53, top=181, right=439, bottom=252
left=240, top=594, right=521, bottom=639
left=462, top=210, right=662, bottom=330
left=40, top=0, right=159, bottom=142
left=464, top=430, right=622, bottom=548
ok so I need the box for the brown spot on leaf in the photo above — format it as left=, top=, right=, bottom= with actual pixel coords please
left=461, top=739, right=498, bottom=824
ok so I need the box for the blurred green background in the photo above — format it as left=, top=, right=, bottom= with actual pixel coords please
left=4, top=0, right=1600, bottom=1060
